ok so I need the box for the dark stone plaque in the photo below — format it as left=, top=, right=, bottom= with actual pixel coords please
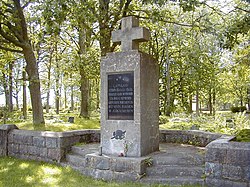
left=108, top=72, right=134, bottom=120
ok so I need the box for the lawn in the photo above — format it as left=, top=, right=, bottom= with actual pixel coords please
left=0, top=157, right=200, bottom=187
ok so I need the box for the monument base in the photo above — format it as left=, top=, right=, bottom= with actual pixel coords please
left=84, top=153, right=150, bottom=181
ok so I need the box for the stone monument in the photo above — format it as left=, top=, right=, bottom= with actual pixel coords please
left=100, top=16, right=159, bottom=157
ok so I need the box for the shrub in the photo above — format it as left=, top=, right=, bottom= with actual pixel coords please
left=159, top=115, right=169, bottom=124
left=235, top=129, right=250, bottom=142
left=231, top=106, right=247, bottom=113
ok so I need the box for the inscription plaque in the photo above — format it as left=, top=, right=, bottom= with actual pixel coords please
left=108, top=72, right=134, bottom=120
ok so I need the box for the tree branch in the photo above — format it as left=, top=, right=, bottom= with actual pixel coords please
left=0, top=24, right=25, bottom=47
left=5, top=21, right=24, bottom=43
left=235, top=6, right=250, bottom=13
left=13, top=0, right=29, bottom=42
left=137, top=15, right=194, bottom=28
left=22, top=0, right=32, bottom=9
left=0, top=45, right=23, bottom=53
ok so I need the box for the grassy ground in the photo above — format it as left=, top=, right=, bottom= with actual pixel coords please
left=1, top=110, right=249, bottom=139
left=0, top=157, right=201, bottom=187
left=2, top=111, right=100, bottom=131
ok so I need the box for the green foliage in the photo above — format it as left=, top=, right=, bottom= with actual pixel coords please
left=159, top=115, right=169, bottom=124
left=231, top=106, right=247, bottom=113
left=160, top=112, right=250, bottom=136
left=235, top=129, right=250, bottom=142
left=1, top=111, right=100, bottom=131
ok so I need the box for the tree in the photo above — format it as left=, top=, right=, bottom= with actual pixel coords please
left=0, top=0, right=44, bottom=126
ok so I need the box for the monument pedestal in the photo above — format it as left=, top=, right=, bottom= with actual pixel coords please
left=100, top=50, right=159, bottom=157
left=86, top=16, right=159, bottom=181
left=84, top=152, right=150, bottom=181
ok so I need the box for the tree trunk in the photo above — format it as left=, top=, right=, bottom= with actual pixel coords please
left=22, top=65, right=27, bottom=119
left=70, top=73, right=74, bottom=111
left=196, top=85, right=199, bottom=116
left=188, top=93, right=193, bottom=114
left=212, top=89, right=216, bottom=115
left=78, top=24, right=89, bottom=118
left=46, top=50, right=53, bottom=113
left=3, top=73, right=10, bottom=110
left=55, top=40, right=60, bottom=115
left=96, top=79, right=100, bottom=111
left=23, top=47, right=44, bottom=126
left=71, top=85, right=74, bottom=111
left=208, top=89, right=212, bottom=115
left=55, top=83, right=60, bottom=114
left=99, top=0, right=112, bottom=56
left=64, top=86, right=67, bottom=109
left=80, top=69, right=89, bottom=118
left=1, top=0, right=45, bottom=126
left=9, top=62, right=14, bottom=112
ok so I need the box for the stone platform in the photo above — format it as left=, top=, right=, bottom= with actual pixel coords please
left=62, top=143, right=206, bottom=185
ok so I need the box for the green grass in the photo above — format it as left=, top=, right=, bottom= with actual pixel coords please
left=16, top=117, right=100, bottom=132
left=235, top=129, right=250, bottom=142
left=1, top=111, right=100, bottom=132
left=0, top=157, right=200, bottom=187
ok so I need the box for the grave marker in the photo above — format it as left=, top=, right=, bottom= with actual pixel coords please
left=100, top=16, right=159, bottom=157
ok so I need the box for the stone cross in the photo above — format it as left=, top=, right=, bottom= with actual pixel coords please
left=112, top=16, right=150, bottom=51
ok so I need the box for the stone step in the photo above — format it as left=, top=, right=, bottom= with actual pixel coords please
left=152, top=154, right=204, bottom=166
left=140, top=176, right=205, bottom=186
left=71, top=144, right=99, bottom=157
left=146, top=165, right=204, bottom=178
left=65, top=154, right=86, bottom=167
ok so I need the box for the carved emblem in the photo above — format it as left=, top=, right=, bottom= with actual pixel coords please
left=111, top=130, right=126, bottom=140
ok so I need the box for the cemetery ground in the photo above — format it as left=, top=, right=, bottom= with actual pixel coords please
left=1, top=109, right=249, bottom=141
left=0, top=110, right=249, bottom=187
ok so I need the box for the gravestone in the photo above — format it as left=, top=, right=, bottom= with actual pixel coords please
left=100, top=16, right=159, bottom=157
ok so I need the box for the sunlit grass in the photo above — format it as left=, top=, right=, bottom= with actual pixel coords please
left=0, top=157, right=201, bottom=187
left=3, top=111, right=101, bottom=132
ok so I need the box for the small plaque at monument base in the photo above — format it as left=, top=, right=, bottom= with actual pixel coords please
left=108, top=72, right=134, bottom=120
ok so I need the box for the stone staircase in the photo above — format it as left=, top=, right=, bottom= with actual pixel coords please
left=62, top=143, right=206, bottom=186
left=61, top=143, right=99, bottom=173
left=140, top=143, right=206, bottom=186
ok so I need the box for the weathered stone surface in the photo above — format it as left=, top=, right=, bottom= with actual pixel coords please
left=86, top=154, right=110, bottom=170
left=33, top=136, right=45, bottom=147
left=8, top=143, right=19, bottom=154
left=19, top=144, right=28, bottom=154
left=205, top=135, right=250, bottom=186
left=13, top=134, right=33, bottom=145
left=206, top=178, right=249, bottom=187
left=205, top=162, right=222, bottom=178
left=112, top=16, right=150, bottom=51
left=100, top=50, right=159, bottom=157
left=222, top=165, right=244, bottom=181
left=205, top=147, right=227, bottom=163
left=85, top=152, right=148, bottom=175
left=225, top=148, right=250, bottom=165
left=46, top=137, right=57, bottom=148
left=47, top=148, right=63, bottom=161
left=0, top=124, right=18, bottom=131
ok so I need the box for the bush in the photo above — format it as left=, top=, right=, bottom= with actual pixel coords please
left=231, top=106, right=247, bottom=113
left=159, top=115, right=169, bottom=124
left=235, top=129, right=250, bottom=142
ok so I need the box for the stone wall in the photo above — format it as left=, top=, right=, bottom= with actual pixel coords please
left=205, top=135, right=250, bottom=187
left=0, top=124, right=18, bottom=156
left=0, top=125, right=100, bottom=163
left=1, top=125, right=249, bottom=186
left=160, top=130, right=222, bottom=147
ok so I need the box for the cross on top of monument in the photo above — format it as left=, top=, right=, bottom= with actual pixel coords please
left=112, top=16, right=150, bottom=51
